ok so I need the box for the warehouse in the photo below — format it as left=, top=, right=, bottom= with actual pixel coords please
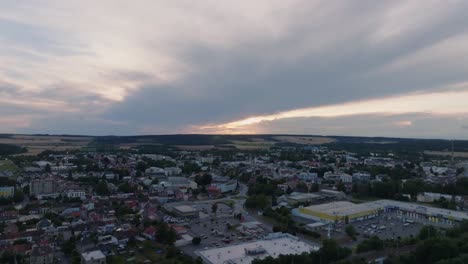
left=173, top=205, right=199, bottom=218
left=197, top=233, right=318, bottom=264
left=299, top=201, right=381, bottom=223
left=299, top=200, right=468, bottom=225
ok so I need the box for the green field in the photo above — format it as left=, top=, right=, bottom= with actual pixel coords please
left=0, top=160, right=18, bottom=173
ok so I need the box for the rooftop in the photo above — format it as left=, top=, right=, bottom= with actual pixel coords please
left=174, top=205, right=198, bottom=213
left=197, top=233, right=318, bottom=264
left=81, top=250, right=105, bottom=261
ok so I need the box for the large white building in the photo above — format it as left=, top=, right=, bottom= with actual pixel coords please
left=416, top=192, right=462, bottom=203
left=197, top=233, right=318, bottom=264
left=298, top=199, right=468, bottom=225
left=324, top=172, right=352, bottom=183
left=30, top=179, right=57, bottom=197
left=81, top=250, right=106, bottom=264
left=65, top=190, right=86, bottom=200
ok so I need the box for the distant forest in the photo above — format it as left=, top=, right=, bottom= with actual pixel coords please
left=91, top=134, right=468, bottom=152
left=0, top=143, right=26, bottom=156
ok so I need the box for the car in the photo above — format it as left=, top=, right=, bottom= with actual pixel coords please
left=202, top=236, right=208, bottom=239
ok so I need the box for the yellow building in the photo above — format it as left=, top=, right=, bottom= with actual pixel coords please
left=299, top=201, right=381, bottom=223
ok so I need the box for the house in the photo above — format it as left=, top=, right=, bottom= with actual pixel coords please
left=143, top=226, right=157, bottom=240
left=4, top=223, right=19, bottom=234
left=65, top=190, right=86, bottom=200
left=352, top=172, right=371, bottom=183
left=75, top=237, right=96, bottom=254
left=36, top=219, right=53, bottom=230
left=324, top=172, right=352, bottom=183
left=81, top=250, right=106, bottom=264
left=417, top=192, right=463, bottom=203
left=30, top=245, right=54, bottom=264
left=145, top=167, right=166, bottom=178
left=165, top=167, right=182, bottom=176
left=297, top=172, right=318, bottom=182
left=287, top=192, right=322, bottom=205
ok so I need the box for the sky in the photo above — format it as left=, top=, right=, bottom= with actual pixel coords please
left=1, top=0, right=468, bottom=139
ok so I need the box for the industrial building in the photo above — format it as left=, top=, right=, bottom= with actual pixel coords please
left=172, top=205, right=199, bottom=218
left=299, top=200, right=468, bottom=225
left=197, top=233, right=318, bottom=264
left=299, top=201, right=381, bottom=223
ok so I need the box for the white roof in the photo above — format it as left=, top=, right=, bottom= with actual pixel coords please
left=81, top=250, right=105, bottom=261
left=198, top=233, right=318, bottom=264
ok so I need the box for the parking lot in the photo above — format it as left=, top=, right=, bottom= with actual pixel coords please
left=350, top=213, right=424, bottom=240
left=322, top=212, right=432, bottom=243
left=179, top=202, right=271, bottom=256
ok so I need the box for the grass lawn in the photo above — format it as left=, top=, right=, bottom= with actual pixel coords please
left=0, top=160, right=18, bottom=173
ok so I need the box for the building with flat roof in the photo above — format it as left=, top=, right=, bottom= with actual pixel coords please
left=81, top=250, right=106, bottom=264
left=197, top=233, right=318, bottom=264
left=30, top=179, right=57, bottom=197
left=287, top=192, right=321, bottom=205
left=299, top=201, right=381, bottom=223
left=173, top=205, right=199, bottom=218
left=299, top=200, right=468, bottom=225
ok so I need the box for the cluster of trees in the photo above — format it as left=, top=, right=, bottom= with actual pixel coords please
left=354, top=222, right=468, bottom=264
left=182, top=162, right=201, bottom=174
left=154, top=222, right=177, bottom=245
left=245, top=194, right=269, bottom=209
left=95, top=180, right=109, bottom=195
left=264, top=207, right=321, bottom=239
left=351, top=178, right=468, bottom=203
left=194, top=173, right=212, bottom=186
left=0, top=143, right=26, bottom=156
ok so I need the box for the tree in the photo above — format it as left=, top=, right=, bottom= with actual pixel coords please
left=345, top=225, right=356, bottom=240
left=13, top=190, right=24, bottom=203
left=136, top=161, right=146, bottom=172
left=414, top=237, right=459, bottom=264
left=296, top=182, right=309, bottom=192
left=44, top=163, right=51, bottom=173
left=319, top=239, right=352, bottom=263
left=245, top=195, right=269, bottom=209
left=195, top=173, right=212, bottom=186
left=157, top=223, right=177, bottom=245
left=192, top=237, right=201, bottom=245
left=336, top=181, right=346, bottom=192
left=418, top=225, right=439, bottom=240
left=211, top=203, right=218, bottom=214
left=61, top=237, right=76, bottom=255
left=311, top=183, right=319, bottom=192
left=118, top=182, right=132, bottom=193
left=95, top=181, right=109, bottom=195
left=166, top=246, right=179, bottom=258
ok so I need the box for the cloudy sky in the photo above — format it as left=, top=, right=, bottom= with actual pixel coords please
left=1, top=0, right=468, bottom=138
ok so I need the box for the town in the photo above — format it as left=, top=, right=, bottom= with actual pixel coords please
left=1, top=135, right=468, bottom=264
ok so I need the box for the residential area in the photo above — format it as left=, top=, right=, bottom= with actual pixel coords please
left=1, top=135, right=468, bottom=264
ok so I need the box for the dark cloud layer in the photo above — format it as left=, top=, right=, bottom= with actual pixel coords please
left=1, top=1, right=468, bottom=138
left=104, top=1, right=468, bottom=134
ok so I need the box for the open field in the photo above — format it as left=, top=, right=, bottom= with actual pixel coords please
left=229, top=140, right=275, bottom=149
left=273, top=136, right=336, bottom=145
left=0, top=160, right=18, bottom=172
left=175, top=145, right=217, bottom=150
left=0, top=135, right=92, bottom=155
left=424, top=150, right=468, bottom=158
